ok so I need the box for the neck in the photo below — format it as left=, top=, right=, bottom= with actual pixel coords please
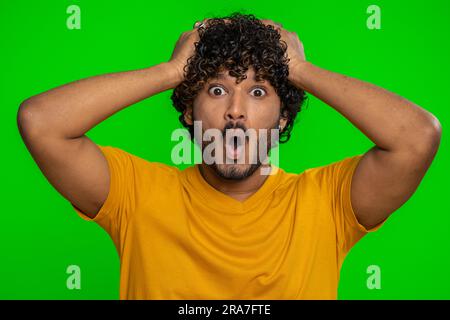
left=198, top=164, right=271, bottom=202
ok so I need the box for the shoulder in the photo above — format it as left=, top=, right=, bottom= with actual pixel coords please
left=277, top=155, right=364, bottom=192
left=98, top=145, right=180, bottom=179
left=302, top=155, right=363, bottom=183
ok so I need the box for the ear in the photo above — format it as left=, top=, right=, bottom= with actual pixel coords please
left=279, top=116, right=288, bottom=132
left=278, top=105, right=289, bottom=132
left=183, top=107, right=193, bottom=126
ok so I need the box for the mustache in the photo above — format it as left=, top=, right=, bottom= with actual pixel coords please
left=221, top=122, right=248, bottom=138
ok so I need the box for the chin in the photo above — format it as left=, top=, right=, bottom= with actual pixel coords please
left=211, top=163, right=261, bottom=180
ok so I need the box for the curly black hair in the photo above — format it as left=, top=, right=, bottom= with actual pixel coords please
left=170, top=12, right=308, bottom=143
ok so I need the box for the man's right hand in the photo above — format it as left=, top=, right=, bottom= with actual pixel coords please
left=18, top=51, right=190, bottom=219
left=168, top=20, right=208, bottom=83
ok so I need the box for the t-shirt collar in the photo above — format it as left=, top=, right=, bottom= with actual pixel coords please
left=181, top=164, right=284, bottom=214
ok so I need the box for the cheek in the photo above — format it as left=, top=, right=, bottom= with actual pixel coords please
left=248, top=101, right=281, bottom=125
left=192, top=100, right=224, bottom=128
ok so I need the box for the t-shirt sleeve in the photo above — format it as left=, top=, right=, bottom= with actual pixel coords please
left=313, top=154, right=386, bottom=257
left=70, top=145, right=136, bottom=250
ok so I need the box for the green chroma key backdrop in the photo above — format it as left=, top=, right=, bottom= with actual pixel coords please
left=1, top=0, right=449, bottom=299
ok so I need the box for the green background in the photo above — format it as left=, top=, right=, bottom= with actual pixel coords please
left=1, top=0, right=449, bottom=299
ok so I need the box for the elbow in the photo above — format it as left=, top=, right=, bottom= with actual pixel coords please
left=17, top=98, right=45, bottom=139
left=413, top=115, right=442, bottom=156
left=424, top=115, right=442, bottom=150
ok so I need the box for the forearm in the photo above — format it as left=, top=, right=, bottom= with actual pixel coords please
left=290, top=62, right=441, bottom=153
left=18, top=62, right=182, bottom=139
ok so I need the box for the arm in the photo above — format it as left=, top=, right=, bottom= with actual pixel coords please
left=270, top=23, right=442, bottom=229
left=17, top=27, right=198, bottom=218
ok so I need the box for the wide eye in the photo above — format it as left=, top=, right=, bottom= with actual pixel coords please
left=208, top=86, right=227, bottom=96
left=250, top=87, right=267, bottom=97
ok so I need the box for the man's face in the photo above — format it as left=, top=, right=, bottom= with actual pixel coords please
left=187, top=67, right=285, bottom=180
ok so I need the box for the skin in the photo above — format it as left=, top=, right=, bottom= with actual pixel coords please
left=186, top=67, right=285, bottom=200
left=268, top=21, right=442, bottom=229
left=17, top=19, right=441, bottom=230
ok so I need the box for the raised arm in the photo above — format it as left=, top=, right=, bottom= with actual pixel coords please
left=274, top=23, right=442, bottom=229
left=17, top=27, right=198, bottom=218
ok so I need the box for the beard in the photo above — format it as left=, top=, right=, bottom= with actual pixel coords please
left=212, top=162, right=261, bottom=181
left=201, top=121, right=278, bottom=181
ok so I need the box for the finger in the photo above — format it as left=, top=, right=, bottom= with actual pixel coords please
left=193, top=21, right=204, bottom=28
left=274, top=21, right=283, bottom=28
left=193, top=18, right=212, bottom=29
left=262, top=19, right=280, bottom=27
left=291, top=31, right=300, bottom=39
left=261, top=19, right=272, bottom=26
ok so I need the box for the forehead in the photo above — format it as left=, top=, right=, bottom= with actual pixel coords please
left=209, top=67, right=267, bottom=83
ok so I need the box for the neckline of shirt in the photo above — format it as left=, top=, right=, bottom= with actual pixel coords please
left=180, top=164, right=285, bottom=214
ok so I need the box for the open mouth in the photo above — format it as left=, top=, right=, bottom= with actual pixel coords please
left=225, top=129, right=246, bottom=161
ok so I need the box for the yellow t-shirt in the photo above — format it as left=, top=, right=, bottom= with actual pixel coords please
left=71, top=145, right=385, bottom=300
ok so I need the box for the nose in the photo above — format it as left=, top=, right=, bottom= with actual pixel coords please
left=224, top=91, right=247, bottom=122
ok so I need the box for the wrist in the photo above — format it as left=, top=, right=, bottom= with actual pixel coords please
left=288, top=60, right=313, bottom=91
left=141, top=62, right=185, bottom=92
left=165, top=61, right=185, bottom=87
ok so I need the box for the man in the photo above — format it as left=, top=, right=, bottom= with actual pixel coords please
left=17, top=13, right=441, bottom=299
